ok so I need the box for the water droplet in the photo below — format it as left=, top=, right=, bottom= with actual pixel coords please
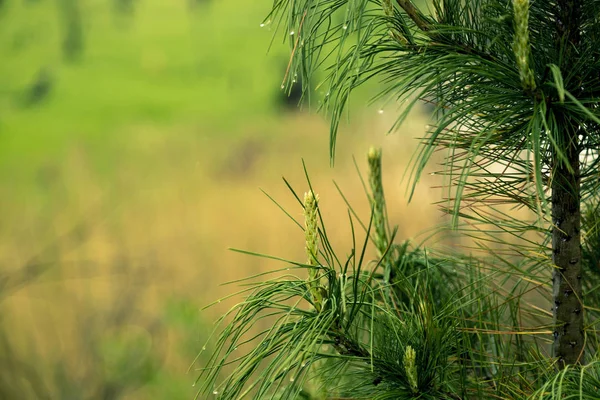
left=217, top=300, right=221, bottom=303
left=202, top=346, right=206, bottom=351
left=378, top=109, right=384, bottom=114
left=430, top=172, right=436, bottom=176
left=301, top=362, right=307, bottom=368
left=213, top=390, right=218, bottom=395
left=286, top=268, right=290, bottom=271
left=342, top=25, right=348, bottom=30
left=281, top=84, right=285, bottom=89
left=290, top=377, right=295, bottom=382
left=192, top=383, right=196, bottom=387
left=290, top=31, right=295, bottom=36
left=260, top=23, right=265, bottom=28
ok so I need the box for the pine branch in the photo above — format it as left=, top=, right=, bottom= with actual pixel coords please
left=391, top=1, right=502, bottom=72
left=395, top=0, right=431, bottom=32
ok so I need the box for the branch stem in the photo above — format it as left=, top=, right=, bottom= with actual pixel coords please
left=395, top=0, right=430, bottom=32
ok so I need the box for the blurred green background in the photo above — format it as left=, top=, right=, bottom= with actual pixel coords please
left=0, top=0, right=439, bottom=398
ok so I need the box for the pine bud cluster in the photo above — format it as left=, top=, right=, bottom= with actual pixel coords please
left=404, top=345, right=419, bottom=393
left=304, top=190, right=323, bottom=310
left=382, top=0, right=408, bottom=44
left=513, top=0, right=536, bottom=91
left=368, top=147, right=389, bottom=265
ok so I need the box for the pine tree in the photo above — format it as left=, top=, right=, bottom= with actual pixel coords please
left=197, top=0, right=600, bottom=398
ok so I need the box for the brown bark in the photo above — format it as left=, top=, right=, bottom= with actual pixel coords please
left=552, top=0, right=584, bottom=369
left=551, top=137, right=583, bottom=367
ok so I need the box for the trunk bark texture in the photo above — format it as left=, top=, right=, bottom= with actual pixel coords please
left=552, top=0, right=583, bottom=368
left=551, top=137, right=583, bottom=367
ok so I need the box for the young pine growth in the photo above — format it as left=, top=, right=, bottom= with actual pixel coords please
left=269, top=0, right=600, bottom=370
left=197, top=0, right=600, bottom=397
left=367, top=147, right=388, bottom=260
left=381, top=0, right=407, bottom=44
left=404, top=345, right=418, bottom=394
left=303, top=190, right=324, bottom=311
left=512, top=0, right=536, bottom=91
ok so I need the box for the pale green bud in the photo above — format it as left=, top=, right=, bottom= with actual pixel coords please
left=304, top=191, right=319, bottom=266
left=382, top=0, right=394, bottom=15
left=382, top=0, right=408, bottom=45
left=404, top=345, right=418, bottom=393
left=513, top=0, right=536, bottom=91
left=368, top=147, right=389, bottom=263
left=304, top=190, right=323, bottom=310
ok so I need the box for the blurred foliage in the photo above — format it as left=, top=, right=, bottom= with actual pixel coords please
left=0, top=0, right=435, bottom=398
left=0, top=0, right=300, bottom=167
left=0, top=253, right=206, bottom=399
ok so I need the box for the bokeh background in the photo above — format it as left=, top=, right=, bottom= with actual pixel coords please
left=0, top=0, right=442, bottom=398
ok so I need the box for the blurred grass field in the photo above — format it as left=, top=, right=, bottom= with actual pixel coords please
left=0, top=0, right=442, bottom=398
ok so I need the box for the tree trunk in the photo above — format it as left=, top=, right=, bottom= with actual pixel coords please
left=552, top=0, right=584, bottom=369
left=551, top=137, right=583, bottom=367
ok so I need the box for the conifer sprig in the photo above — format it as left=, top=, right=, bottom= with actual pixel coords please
left=381, top=0, right=408, bottom=44
left=404, top=345, right=418, bottom=393
left=303, top=191, right=319, bottom=266
left=197, top=155, right=574, bottom=399
left=367, top=147, right=391, bottom=281
left=512, top=0, right=536, bottom=91
left=303, top=190, right=324, bottom=311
